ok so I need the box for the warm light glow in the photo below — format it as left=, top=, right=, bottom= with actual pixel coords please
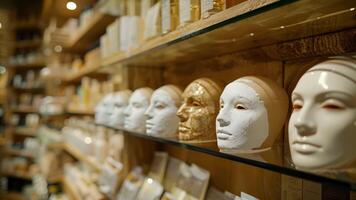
left=0, top=22, right=2, bottom=29
left=84, top=137, right=92, bottom=144
left=66, top=1, right=77, bottom=10
left=280, top=26, right=285, bottom=29
left=147, top=178, right=153, bottom=184
left=350, top=8, right=355, bottom=11
left=54, top=45, right=63, bottom=53
left=249, top=33, right=255, bottom=37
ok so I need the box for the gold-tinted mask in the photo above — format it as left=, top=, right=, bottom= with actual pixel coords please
left=177, top=78, right=222, bottom=143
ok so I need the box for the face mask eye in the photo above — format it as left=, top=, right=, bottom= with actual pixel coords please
left=220, top=102, right=224, bottom=109
left=235, top=104, right=246, bottom=110
left=292, top=104, right=302, bottom=111
left=323, top=104, right=343, bottom=110
left=192, top=101, right=200, bottom=107
left=155, top=104, right=165, bottom=109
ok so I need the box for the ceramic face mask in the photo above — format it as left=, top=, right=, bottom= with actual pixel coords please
left=109, top=90, right=132, bottom=129
left=145, top=85, right=182, bottom=138
left=289, top=58, right=356, bottom=170
left=124, top=88, right=153, bottom=133
left=217, top=76, right=288, bottom=153
left=177, top=78, right=222, bottom=142
left=95, top=94, right=115, bottom=125
left=216, top=81, right=268, bottom=151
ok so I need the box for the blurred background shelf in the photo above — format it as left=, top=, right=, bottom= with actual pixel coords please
left=8, top=62, right=46, bottom=70
left=0, top=192, right=25, bottom=200
left=10, top=86, right=45, bottom=93
left=15, top=40, right=41, bottom=49
left=63, top=63, right=107, bottom=83
left=14, top=22, right=43, bottom=30
left=13, top=127, right=38, bottom=137
left=5, top=148, right=35, bottom=159
left=2, top=171, right=33, bottom=181
left=11, top=107, right=38, bottom=114
left=65, top=11, right=116, bottom=52
left=65, top=108, right=94, bottom=115
left=62, top=142, right=100, bottom=171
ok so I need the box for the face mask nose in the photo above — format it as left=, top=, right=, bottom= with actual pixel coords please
left=124, top=105, right=131, bottom=117
left=177, top=104, right=188, bottom=122
left=216, top=111, right=230, bottom=127
left=145, top=105, right=154, bottom=119
left=294, top=105, right=317, bottom=136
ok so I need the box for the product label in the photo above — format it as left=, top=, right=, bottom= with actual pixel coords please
left=201, top=0, right=214, bottom=14
left=120, top=17, right=130, bottom=51
left=162, top=0, right=171, bottom=33
left=144, top=2, right=161, bottom=39
left=241, top=192, right=259, bottom=200
left=179, top=0, right=191, bottom=23
left=179, top=162, right=192, bottom=178
left=191, top=164, right=209, bottom=181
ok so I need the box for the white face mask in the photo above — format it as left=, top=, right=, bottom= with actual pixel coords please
left=145, top=89, right=180, bottom=137
left=95, top=94, right=114, bottom=125
left=124, top=89, right=152, bottom=133
left=289, top=60, right=356, bottom=170
left=216, top=82, right=268, bottom=151
left=109, top=92, right=131, bottom=129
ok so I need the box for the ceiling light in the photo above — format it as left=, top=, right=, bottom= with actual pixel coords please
left=66, top=1, right=77, bottom=11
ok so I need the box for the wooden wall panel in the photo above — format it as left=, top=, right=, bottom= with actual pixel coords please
left=123, top=66, right=164, bottom=90
left=164, top=53, right=283, bottom=89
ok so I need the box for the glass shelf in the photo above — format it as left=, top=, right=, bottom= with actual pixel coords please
left=97, top=124, right=356, bottom=191
left=102, top=0, right=356, bottom=68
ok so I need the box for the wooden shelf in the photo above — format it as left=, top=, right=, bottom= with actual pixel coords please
left=63, top=63, right=106, bottom=83
left=47, top=142, right=64, bottom=150
left=15, top=40, right=41, bottom=49
left=2, top=171, right=33, bottom=180
left=9, top=61, right=46, bottom=70
left=63, top=142, right=100, bottom=171
left=11, top=107, right=38, bottom=114
left=14, top=127, right=37, bottom=137
left=0, top=137, right=6, bottom=146
left=65, top=108, right=94, bottom=115
left=0, top=192, right=25, bottom=200
left=98, top=124, right=356, bottom=190
left=65, top=12, right=116, bottom=52
left=11, top=86, right=45, bottom=93
left=101, top=0, right=356, bottom=68
left=5, top=148, right=35, bottom=159
left=47, top=175, right=63, bottom=183
left=15, top=22, right=42, bottom=30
